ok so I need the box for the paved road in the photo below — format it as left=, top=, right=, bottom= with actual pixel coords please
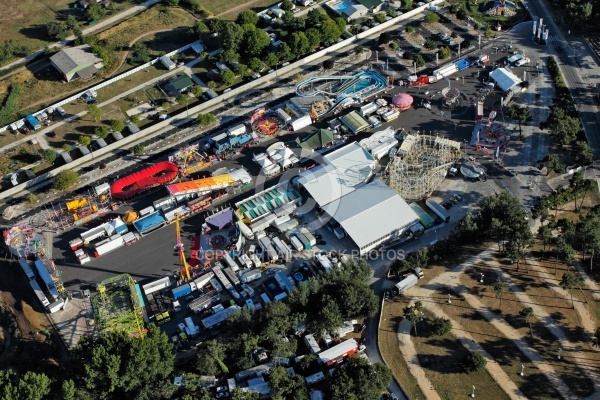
left=0, top=0, right=162, bottom=72
left=522, top=0, right=600, bottom=158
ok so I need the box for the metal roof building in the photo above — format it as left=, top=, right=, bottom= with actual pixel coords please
left=321, top=180, right=419, bottom=255
left=50, top=45, right=103, bottom=82
left=489, top=67, right=522, bottom=92
left=297, top=142, right=376, bottom=208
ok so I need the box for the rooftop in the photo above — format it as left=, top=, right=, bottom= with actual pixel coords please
left=297, top=142, right=375, bottom=207
left=322, top=180, right=419, bottom=250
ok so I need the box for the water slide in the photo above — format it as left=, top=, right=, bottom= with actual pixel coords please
left=295, top=71, right=387, bottom=117
left=110, top=161, right=179, bottom=200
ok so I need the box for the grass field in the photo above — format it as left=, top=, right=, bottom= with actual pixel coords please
left=0, top=0, right=136, bottom=66
left=203, top=0, right=279, bottom=19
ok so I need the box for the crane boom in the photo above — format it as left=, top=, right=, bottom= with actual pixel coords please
left=175, top=214, right=191, bottom=282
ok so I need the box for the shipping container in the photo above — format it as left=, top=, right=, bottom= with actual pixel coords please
left=425, top=198, right=450, bottom=222
left=300, top=229, right=317, bottom=246
left=223, top=267, right=241, bottom=287
left=250, top=253, right=262, bottom=269
left=171, top=283, right=192, bottom=299
left=272, top=237, right=292, bottom=261
left=228, top=124, right=247, bottom=137
left=258, top=236, right=279, bottom=262
left=93, top=235, right=125, bottom=257
left=289, top=236, right=303, bottom=252
left=296, top=233, right=311, bottom=250
left=213, top=264, right=233, bottom=291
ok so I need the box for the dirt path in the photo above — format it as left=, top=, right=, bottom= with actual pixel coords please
left=397, top=319, right=442, bottom=400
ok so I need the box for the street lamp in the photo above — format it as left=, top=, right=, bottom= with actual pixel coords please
left=520, top=364, right=525, bottom=377
left=557, top=347, right=562, bottom=360
left=447, top=294, right=452, bottom=304
left=471, top=385, right=475, bottom=398
left=480, top=273, right=484, bottom=283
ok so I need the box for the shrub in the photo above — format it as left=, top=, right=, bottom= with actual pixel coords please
left=94, top=126, right=109, bottom=139
left=464, top=351, right=487, bottom=372
left=53, top=169, right=79, bottom=191
left=78, top=135, right=91, bottom=146
left=62, top=144, right=72, bottom=153
left=424, top=13, right=440, bottom=24
left=430, top=317, right=452, bottom=336
left=26, top=193, right=38, bottom=204
left=111, top=119, right=124, bottom=132
left=133, top=144, right=144, bottom=155
left=43, top=149, right=57, bottom=164
left=197, top=113, right=216, bottom=126
left=406, top=26, right=415, bottom=33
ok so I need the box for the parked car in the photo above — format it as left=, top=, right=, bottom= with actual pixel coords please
left=358, top=344, right=366, bottom=352
left=452, top=194, right=463, bottom=202
left=390, top=394, right=399, bottom=400
left=265, top=268, right=278, bottom=276
left=216, top=391, right=229, bottom=399
left=316, top=240, right=327, bottom=245
left=216, top=386, right=228, bottom=393
left=314, top=234, right=323, bottom=239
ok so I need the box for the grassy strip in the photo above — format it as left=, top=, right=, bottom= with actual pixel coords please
left=380, top=301, right=427, bottom=400
left=0, top=83, right=21, bottom=125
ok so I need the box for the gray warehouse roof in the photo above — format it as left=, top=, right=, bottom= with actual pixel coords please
left=322, top=180, right=419, bottom=251
left=297, top=142, right=375, bottom=207
left=50, top=45, right=103, bottom=79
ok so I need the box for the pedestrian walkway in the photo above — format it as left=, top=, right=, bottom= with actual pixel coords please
left=397, top=319, right=442, bottom=400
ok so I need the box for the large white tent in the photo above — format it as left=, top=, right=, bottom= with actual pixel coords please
left=489, top=68, right=522, bottom=92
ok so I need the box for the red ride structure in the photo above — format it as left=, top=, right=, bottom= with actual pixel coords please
left=110, top=161, right=179, bottom=200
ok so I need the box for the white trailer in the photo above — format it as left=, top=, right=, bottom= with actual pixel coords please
left=394, top=273, right=419, bottom=293
left=237, top=221, right=255, bottom=240
left=142, top=276, right=171, bottom=295
left=272, top=237, right=292, bottom=261
left=382, top=110, right=400, bottom=122
left=228, top=124, right=247, bottom=136
left=223, top=253, right=240, bottom=272
left=240, top=269, right=262, bottom=283
left=291, top=115, right=312, bottom=131
left=250, top=253, right=263, bottom=269
left=258, top=236, right=279, bottom=262
left=289, top=236, right=303, bottom=252
left=93, top=235, right=124, bottom=257
left=47, top=298, right=65, bottom=313
left=300, top=229, right=317, bottom=247
left=359, top=102, right=378, bottom=117
left=193, top=272, right=214, bottom=290
left=239, top=254, right=253, bottom=270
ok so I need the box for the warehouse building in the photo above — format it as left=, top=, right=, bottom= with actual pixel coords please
left=50, top=45, right=104, bottom=82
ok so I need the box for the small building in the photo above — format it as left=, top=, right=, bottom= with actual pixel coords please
left=489, top=67, right=522, bottom=92
left=160, top=56, right=176, bottom=70
left=164, top=75, right=194, bottom=97
left=271, top=7, right=285, bottom=18
left=318, top=339, right=358, bottom=366
left=354, top=0, right=383, bottom=12
left=50, top=45, right=104, bottom=82
left=125, top=122, right=140, bottom=135
left=191, top=41, right=205, bottom=54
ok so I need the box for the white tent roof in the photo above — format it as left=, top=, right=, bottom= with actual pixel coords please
left=359, top=127, right=397, bottom=159
left=322, top=181, right=419, bottom=251
left=297, top=142, right=375, bottom=207
left=489, top=67, right=522, bottom=92
left=267, top=142, right=299, bottom=168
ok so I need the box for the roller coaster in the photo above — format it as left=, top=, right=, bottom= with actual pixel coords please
left=295, top=70, right=387, bottom=117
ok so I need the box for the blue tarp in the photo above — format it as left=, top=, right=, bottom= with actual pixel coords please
left=455, top=58, right=474, bottom=71
left=133, top=211, right=166, bottom=234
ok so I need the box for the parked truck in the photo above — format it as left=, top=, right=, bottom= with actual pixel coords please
left=394, top=273, right=419, bottom=294
left=300, top=229, right=317, bottom=247
left=240, top=269, right=262, bottom=283
left=359, top=102, right=378, bottom=117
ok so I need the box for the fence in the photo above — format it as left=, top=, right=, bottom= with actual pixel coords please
left=0, top=40, right=201, bottom=134
left=0, top=1, right=446, bottom=199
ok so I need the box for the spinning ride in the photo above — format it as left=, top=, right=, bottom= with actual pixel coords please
left=253, top=116, right=282, bottom=136
left=441, top=86, right=461, bottom=109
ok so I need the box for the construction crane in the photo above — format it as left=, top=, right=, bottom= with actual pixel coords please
left=175, top=214, right=192, bottom=282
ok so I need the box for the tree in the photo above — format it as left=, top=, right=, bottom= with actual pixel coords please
left=86, top=2, right=105, bottom=21
left=69, top=325, right=175, bottom=399
left=322, top=59, right=334, bottom=70
left=46, top=21, right=67, bottom=39
left=506, top=104, right=532, bottom=139
left=218, top=21, right=245, bottom=51
left=334, top=17, right=346, bottom=32
left=561, top=271, right=582, bottom=308
left=465, top=351, right=487, bottom=372
left=406, top=25, right=415, bottom=33
left=177, top=93, right=189, bottom=105
left=197, top=113, right=216, bottom=126
left=162, top=101, right=171, bottom=110
left=552, top=114, right=582, bottom=145
left=403, top=0, right=413, bottom=9
left=403, top=301, right=423, bottom=336
left=86, top=104, right=102, bottom=121
left=111, top=119, right=125, bottom=133
left=281, top=0, right=293, bottom=10
left=354, top=45, right=364, bottom=55
left=62, top=143, right=72, bottom=152
left=389, top=42, right=398, bottom=50
left=570, top=171, right=585, bottom=211
left=424, top=12, right=440, bottom=24
left=438, top=46, right=451, bottom=59
left=131, top=42, right=151, bottom=64
left=493, top=278, right=509, bottom=310
left=53, top=169, right=79, bottom=190
left=234, top=63, right=250, bottom=77
left=269, top=366, right=307, bottom=400
left=61, top=379, right=77, bottom=400
left=538, top=225, right=552, bottom=252
left=26, top=193, right=38, bottom=204
left=266, top=53, right=279, bottom=67
left=379, top=31, right=392, bottom=44
left=374, top=12, right=387, bottom=24
left=94, top=126, right=109, bottom=139
left=220, top=70, right=236, bottom=85
left=277, top=42, right=294, bottom=62
left=219, top=49, right=240, bottom=64
left=330, top=357, right=392, bottom=400
left=519, top=307, right=536, bottom=338
left=306, top=9, right=323, bottom=26
left=0, top=370, right=51, bottom=400
left=424, top=39, right=437, bottom=50
left=288, top=32, right=310, bottom=58
left=430, top=317, right=452, bottom=336
left=547, top=153, right=564, bottom=175
left=243, top=29, right=271, bottom=56
left=130, top=114, right=140, bottom=125
left=133, top=144, right=145, bottom=155
left=249, top=57, right=264, bottom=72
left=78, top=135, right=91, bottom=146
left=43, top=149, right=56, bottom=164
left=294, top=73, right=305, bottom=83
left=191, top=85, right=204, bottom=99
left=575, top=141, right=594, bottom=165
left=319, top=18, right=342, bottom=44
left=66, top=15, right=78, bottom=30
left=207, top=81, right=217, bottom=90
left=414, top=54, right=425, bottom=68
left=236, top=10, right=259, bottom=25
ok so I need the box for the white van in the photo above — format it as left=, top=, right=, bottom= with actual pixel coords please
left=56, top=106, right=66, bottom=117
